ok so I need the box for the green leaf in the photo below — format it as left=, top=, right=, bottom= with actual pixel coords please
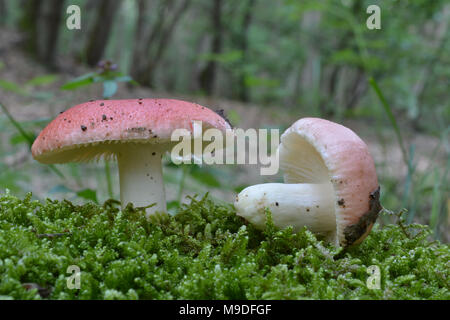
left=167, top=200, right=180, bottom=214
left=114, top=76, right=133, bottom=83
left=26, top=74, right=59, bottom=86
left=93, top=71, right=124, bottom=83
left=60, top=72, right=95, bottom=90
left=227, top=109, right=241, bottom=126
left=0, top=79, right=27, bottom=95
left=233, top=184, right=248, bottom=193
left=10, top=132, right=35, bottom=145
left=102, top=81, right=118, bottom=98
left=0, top=101, right=34, bottom=146
left=76, top=189, right=98, bottom=203
left=190, top=169, right=221, bottom=188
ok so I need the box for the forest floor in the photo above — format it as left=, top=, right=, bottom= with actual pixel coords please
left=0, top=29, right=448, bottom=240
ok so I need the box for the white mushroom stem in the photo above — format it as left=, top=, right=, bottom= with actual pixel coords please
left=235, top=183, right=336, bottom=237
left=117, top=144, right=166, bottom=216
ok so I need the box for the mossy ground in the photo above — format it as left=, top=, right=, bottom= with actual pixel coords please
left=0, top=191, right=448, bottom=300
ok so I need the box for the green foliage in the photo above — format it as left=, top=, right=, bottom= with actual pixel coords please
left=0, top=192, right=448, bottom=300
left=26, top=75, right=59, bottom=87
left=0, top=74, right=58, bottom=99
left=60, top=61, right=137, bottom=98
left=0, top=79, right=27, bottom=95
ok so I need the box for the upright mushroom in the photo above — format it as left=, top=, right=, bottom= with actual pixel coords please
left=32, top=99, right=231, bottom=216
left=234, top=118, right=381, bottom=247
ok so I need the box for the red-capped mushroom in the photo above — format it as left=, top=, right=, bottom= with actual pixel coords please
left=32, top=99, right=231, bottom=216
left=234, top=118, right=381, bottom=247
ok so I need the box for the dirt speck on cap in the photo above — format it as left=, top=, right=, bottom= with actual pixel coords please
left=127, top=127, right=147, bottom=133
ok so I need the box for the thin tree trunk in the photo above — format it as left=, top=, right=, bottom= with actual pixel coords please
left=130, top=0, right=149, bottom=82
left=113, top=5, right=126, bottom=66
left=132, top=0, right=191, bottom=87
left=299, top=10, right=322, bottom=111
left=19, top=0, right=63, bottom=67
left=198, top=0, right=223, bottom=95
left=37, top=0, right=65, bottom=66
left=85, top=0, right=122, bottom=66
left=237, top=0, right=255, bottom=102
left=344, top=67, right=367, bottom=110
left=152, top=1, right=191, bottom=65
left=0, top=0, right=6, bottom=25
left=131, top=0, right=168, bottom=85
left=20, top=0, right=43, bottom=55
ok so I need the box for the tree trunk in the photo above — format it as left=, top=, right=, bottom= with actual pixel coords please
left=130, top=0, right=152, bottom=84
left=85, top=0, right=122, bottom=67
left=236, top=0, right=255, bottom=102
left=20, top=0, right=43, bottom=55
left=131, top=0, right=191, bottom=87
left=344, top=67, right=367, bottom=110
left=37, top=0, right=65, bottom=66
left=0, top=0, right=6, bottom=25
left=19, top=0, right=64, bottom=68
left=223, top=0, right=256, bottom=101
left=198, top=0, right=223, bottom=95
left=130, top=0, right=168, bottom=85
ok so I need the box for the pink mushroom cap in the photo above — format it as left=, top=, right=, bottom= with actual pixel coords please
left=279, top=117, right=381, bottom=246
left=31, top=99, right=231, bottom=163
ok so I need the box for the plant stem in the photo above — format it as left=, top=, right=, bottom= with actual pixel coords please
left=0, top=101, right=65, bottom=179
left=368, top=78, right=409, bottom=166
left=0, top=101, right=34, bottom=146
left=104, top=159, right=113, bottom=199
left=177, top=165, right=189, bottom=205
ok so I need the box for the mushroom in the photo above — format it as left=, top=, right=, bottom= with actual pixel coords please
left=234, top=118, right=381, bottom=247
left=32, top=99, right=231, bottom=216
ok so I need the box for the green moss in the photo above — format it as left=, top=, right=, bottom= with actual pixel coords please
left=0, top=191, right=448, bottom=300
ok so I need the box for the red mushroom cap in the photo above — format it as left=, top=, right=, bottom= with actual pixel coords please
left=31, top=99, right=231, bottom=164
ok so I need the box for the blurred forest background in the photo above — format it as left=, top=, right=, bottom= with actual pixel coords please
left=0, top=0, right=448, bottom=240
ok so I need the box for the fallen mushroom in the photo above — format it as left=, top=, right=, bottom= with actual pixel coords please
left=31, top=99, right=231, bottom=216
left=234, top=118, right=381, bottom=247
